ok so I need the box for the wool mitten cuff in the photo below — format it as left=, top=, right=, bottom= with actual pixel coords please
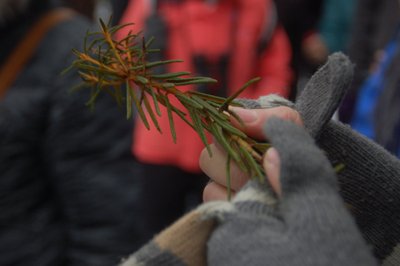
left=120, top=208, right=216, bottom=266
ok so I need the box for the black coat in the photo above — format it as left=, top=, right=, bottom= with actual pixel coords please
left=0, top=7, right=140, bottom=266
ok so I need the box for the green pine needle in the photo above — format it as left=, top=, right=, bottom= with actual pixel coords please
left=66, top=18, right=272, bottom=198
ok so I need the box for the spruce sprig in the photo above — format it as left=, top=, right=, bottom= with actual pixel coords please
left=67, top=19, right=271, bottom=195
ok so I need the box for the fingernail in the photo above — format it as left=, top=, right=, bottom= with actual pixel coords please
left=264, top=148, right=279, bottom=168
left=264, top=147, right=281, bottom=195
left=230, top=107, right=258, bottom=123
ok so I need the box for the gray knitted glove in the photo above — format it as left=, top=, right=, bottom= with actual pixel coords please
left=296, top=53, right=400, bottom=264
left=317, top=121, right=400, bottom=265
left=245, top=52, right=400, bottom=264
left=207, top=117, right=377, bottom=266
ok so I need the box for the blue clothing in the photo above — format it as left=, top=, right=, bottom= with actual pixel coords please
left=351, top=40, right=398, bottom=138
left=351, top=27, right=400, bottom=155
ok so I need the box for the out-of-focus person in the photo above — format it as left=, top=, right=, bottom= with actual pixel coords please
left=117, top=0, right=293, bottom=246
left=301, top=0, right=356, bottom=66
left=275, top=0, right=356, bottom=97
left=0, top=0, right=141, bottom=265
left=348, top=0, right=400, bottom=157
left=274, top=0, right=323, bottom=97
left=339, top=0, right=400, bottom=123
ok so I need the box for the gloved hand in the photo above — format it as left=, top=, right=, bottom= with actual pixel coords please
left=122, top=53, right=400, bottom=266
left=207, top=117, right=377, bottom=266
left=245, top=52, right=400, bottom=264
left=295, top=53, right=400, bottom=264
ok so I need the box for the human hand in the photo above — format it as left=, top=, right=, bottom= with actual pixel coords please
left=200, top=52, right=352, bottom=202
left=200, top=106, right=302, bottom=201
left=292, top=52, right=400, bottom=262
left=220, top=52, right=400, bottom=263
left=206, top=117, right=376, bottom=266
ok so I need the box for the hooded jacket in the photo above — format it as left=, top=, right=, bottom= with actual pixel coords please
left=118, top=0, right=292, bottom=172
left=0, top=2, right=140, bottom=265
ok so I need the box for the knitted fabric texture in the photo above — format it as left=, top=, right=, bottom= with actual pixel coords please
left=258, top=53, right=400, bottom=264
left=207, top=118, right=376, bottom=266
left=120, top=118, right=377, bottom=266
left=119, top=52, right=393, bottom=265
left=120, top=207, right=217, bottom=266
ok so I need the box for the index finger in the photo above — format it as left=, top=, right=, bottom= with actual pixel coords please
left=229, top=106, right=303, bottom=140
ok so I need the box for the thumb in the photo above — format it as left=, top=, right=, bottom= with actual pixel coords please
left=263, top=147, right=281, bottom=196
left=295, top=52, right=353, bottom=138
left=262, top=117, right=341, bottom=219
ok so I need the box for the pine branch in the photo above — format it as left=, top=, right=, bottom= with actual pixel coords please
left=67, top=19, right=271, bottom=198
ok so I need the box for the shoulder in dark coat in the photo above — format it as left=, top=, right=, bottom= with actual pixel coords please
left=0, top=10, right=140, bottom=266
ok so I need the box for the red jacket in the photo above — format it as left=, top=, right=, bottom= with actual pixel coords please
left=119, top=0, right=293, bottom=172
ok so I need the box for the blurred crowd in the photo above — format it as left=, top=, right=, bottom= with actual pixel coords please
left=1, top=0, right=400, bottom=265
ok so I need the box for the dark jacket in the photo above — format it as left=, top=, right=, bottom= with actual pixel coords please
left=0, top=4, right=139, bottom=266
